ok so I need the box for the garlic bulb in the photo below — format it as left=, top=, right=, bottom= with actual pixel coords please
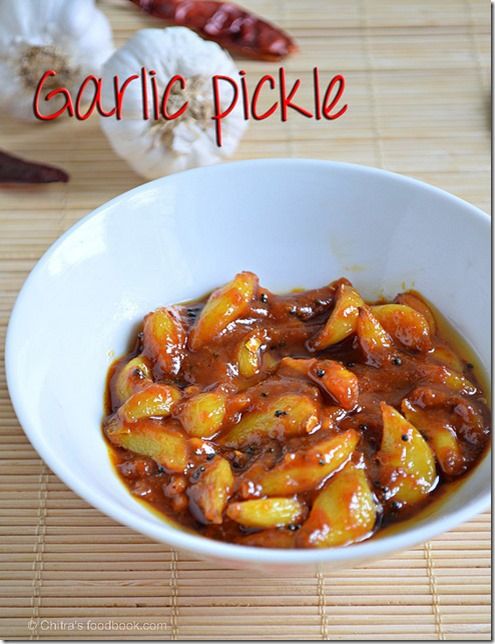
left=99, top=28, right=248, bottom=179
left=0, top=0, right=113, bottom=121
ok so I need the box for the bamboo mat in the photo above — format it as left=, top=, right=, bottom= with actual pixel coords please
left=0, top=0, right=491, bottom=640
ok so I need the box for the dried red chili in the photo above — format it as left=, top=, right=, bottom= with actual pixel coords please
left=130, top=0, right=297, bottom=61
left=0, top=150, right=69, bottom=184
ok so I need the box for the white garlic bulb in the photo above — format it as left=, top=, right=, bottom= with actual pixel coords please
left=0, top=0, right=113, bottom=121
left=99, top=28, right=248, bottom=179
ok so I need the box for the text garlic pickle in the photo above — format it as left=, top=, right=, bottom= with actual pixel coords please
left=34, top=67, right=347, bottom=146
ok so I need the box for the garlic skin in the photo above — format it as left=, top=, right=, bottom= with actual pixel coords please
left=99, top=28, right=248, bottom=179
left=0, top=0, right=113, bottom=121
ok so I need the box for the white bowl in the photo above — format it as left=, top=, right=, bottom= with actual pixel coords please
left=6, top=159, right=490, bottom=572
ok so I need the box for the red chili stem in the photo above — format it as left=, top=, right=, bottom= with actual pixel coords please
left=129, top=0, right=297, bottom=61
left=0, top=150, right=69, bottom=184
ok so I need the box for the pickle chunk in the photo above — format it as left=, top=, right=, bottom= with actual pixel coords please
left=113, top=355, right=152, bottom=405
left=143, top=307, right=186, bottom=376
left=296, top=462, right=377, bottom=548
left=219, top=393, right=320, bottom=448
left=307, top=284, right=364, bottom=351
left=394, top=292, right=436, bottom=334
left=120, top=384, right=181, bottom=423
left=187, top=457, right=234, bottom=524
left=430, top=344, right=465, bottom=373
left=422, top=364, right=477, bottom=395
left=180, top=391, right=227, bottom=438
left=277, top=356, right=315, bottom=378
left=227, top=497, right=305, bottom=529
left=237, top=329, right=268, bottom=378
left=356, top=307, right=394, bottom=365
left=377, top=402, right=436, bottom=506
left=309, top=360, right=359, bottom=410
left=243, top=429, right=359, bottom=496
left=237, top=529, right=296, bottom=548
left=105, top=417, right=189, bottom=473
left=189, top=272, right=258, bottom=350
left=371, top=304, right=432, bottom=352
left=401, top=399, right=465, bottom=477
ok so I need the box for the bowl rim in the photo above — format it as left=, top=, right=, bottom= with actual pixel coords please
left=5, top=158, right=491, bottom=565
